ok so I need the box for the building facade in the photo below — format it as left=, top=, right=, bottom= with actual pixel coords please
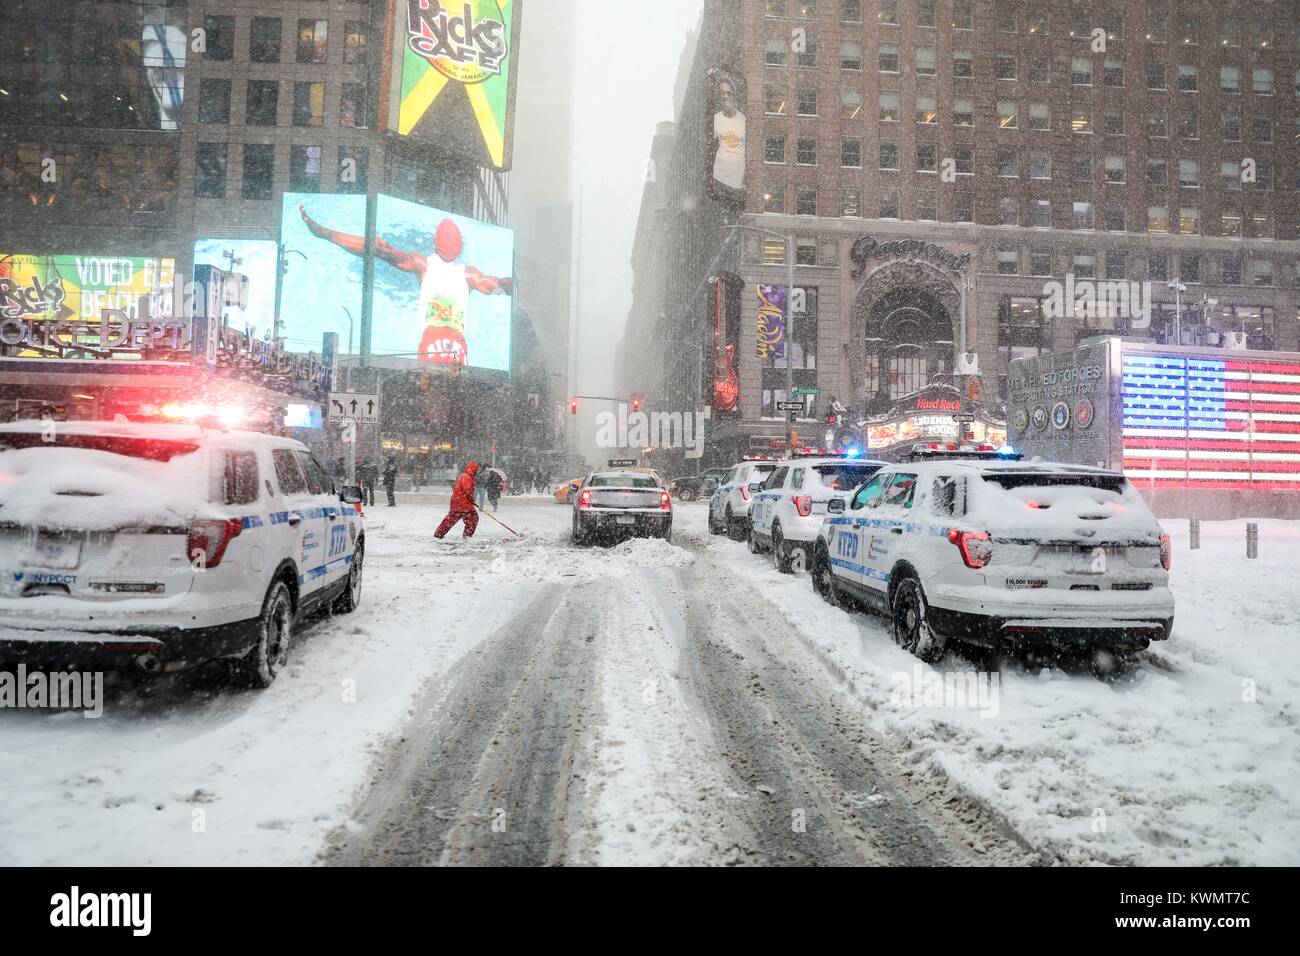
left=625, top=0, right=1300, bottom=469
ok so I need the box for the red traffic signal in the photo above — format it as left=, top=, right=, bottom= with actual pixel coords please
left=569, top=399, right=578, bottom=415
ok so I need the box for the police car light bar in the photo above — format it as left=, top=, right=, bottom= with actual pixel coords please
left=906, top=443, right=1022, bottom=461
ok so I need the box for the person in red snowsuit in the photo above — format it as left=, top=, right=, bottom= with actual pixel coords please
left=435, top=461, right=480, bottom=539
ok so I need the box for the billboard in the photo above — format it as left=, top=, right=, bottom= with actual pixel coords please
left=285, top=194, right=514, bottom=370
left=193, top=239, right=278, bottom=341
left=756, top=284, right=785, bottom=359
left=0, top=255, right=175, bottom=325
left=705, top=67, right=746, bottom=206
left=382, top=0, right=522, bottom=170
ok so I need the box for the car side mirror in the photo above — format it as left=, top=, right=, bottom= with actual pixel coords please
left=827, top=499, right=845, bottom=514
left=339, top=485, right=363, bottom=504
left=747, top=482, right=764, bottom=495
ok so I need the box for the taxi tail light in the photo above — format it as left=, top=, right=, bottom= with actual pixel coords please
left=578, top=489, right=592, bottom=509
left=1159, top=533, right=1172, bottom=571
left=187, top=518, right=242, bottom=568
left=793, top=495, right=812, bottom=517
left=946, top=528, right=992, bottom=569
left=659, top=490, right=672, bottom=510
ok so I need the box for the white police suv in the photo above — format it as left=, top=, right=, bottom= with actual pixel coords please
left=0, top=420, right=365, bottom=687
left=706, top=457, right=779, bottom=539
left=809, top=450, right=1174, bottom=662
left=747, top=453, right=887, bottom=572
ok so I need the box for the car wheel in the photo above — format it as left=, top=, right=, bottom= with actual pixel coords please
left=747, top=525, right=768, bottom=554
left=331, top=539, right=363, bottom=613
left=726, top=506, right=745, bottom=541
left=232, top=579, right=294, bottom=689
left=812, top=546, right=835, bottom=601
left=891, top=576, right=946, bottom=663
left=707, top=506, right=724, bottom=536
left=571, top=512, right=588, bottom=546
left=772, top=523, right=794, bottom=574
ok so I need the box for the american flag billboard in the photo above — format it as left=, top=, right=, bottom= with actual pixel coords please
left=1122, top=353, right=1300, bottom=491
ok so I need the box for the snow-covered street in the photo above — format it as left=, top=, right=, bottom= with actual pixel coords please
left=1, top=495, right=1296, bottom=866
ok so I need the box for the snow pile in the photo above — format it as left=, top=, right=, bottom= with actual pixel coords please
left=609, top=536, right=695, bottom=568
left=964, top=472, right=1161, bottom=542
left=0, top=444, right=217, bottom=530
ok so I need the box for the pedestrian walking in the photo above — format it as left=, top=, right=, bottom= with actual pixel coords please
left=485, top=466, right=506, bottom=510
left=382, top=455, right=398, bottom=506
left=473, top=461, right=490, bottom=510
left=435, top=461, right=480, bottom=539
left=357, top=458, right=378, bottom=506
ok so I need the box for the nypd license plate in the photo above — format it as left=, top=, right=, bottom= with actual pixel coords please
left=33, top=534, right=82, bottom=569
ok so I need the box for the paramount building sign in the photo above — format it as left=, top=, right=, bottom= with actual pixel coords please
left=850, top=235, right=972, bottom=278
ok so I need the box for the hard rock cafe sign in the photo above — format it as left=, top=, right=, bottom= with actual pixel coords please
left=849, top=235, right=972, bottom=279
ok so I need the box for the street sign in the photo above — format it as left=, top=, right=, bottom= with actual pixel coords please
left=608, top=458, right=638, bottom=467
left=328, top=392, right=380, bottom=425
left=340, top=423, right=357, bottom=444
left=776, top=400, right=804, bottom=411
left=793, top=386, right=821, bottom=396
left=953, top=413, right=975, bottom=423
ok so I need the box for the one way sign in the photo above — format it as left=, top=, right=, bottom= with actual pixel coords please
left=327, top=391, right=380, bottom=425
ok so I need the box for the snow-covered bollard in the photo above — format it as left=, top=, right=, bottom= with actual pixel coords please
left=1246, top=522, right=1259, bottom=559
left=1189, top=518, right=1200, bottom=550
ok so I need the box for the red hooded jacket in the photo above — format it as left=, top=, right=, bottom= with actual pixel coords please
left=450, top=461, right=479, bottom=511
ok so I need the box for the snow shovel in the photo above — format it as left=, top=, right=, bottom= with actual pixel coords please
left=473, top=502, right=520, bottom=537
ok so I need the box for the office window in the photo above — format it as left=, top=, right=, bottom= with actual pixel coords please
left=998, top=198, right=1018, bottom=226
left=1031, top=249, right=1052, bottom=274
left=1072, top=107, right=1091, bottom=133
left=880, top=189, right=900, bottom=218
left=1103, top=105, right=1124, bottom=135
left=289, top=145, right=322, bottom=192
left=766, top=86, right=788, bottom=114
left=246, top=81, right=279, bottom=126
left=917, top=191, right=938, bottom=220
left=954, top=193, right=974, bottom=222
left=1029, top=150, right=1050, bottom=179
left=298, top=19, right=328, bottom=64
left=1254, top=159, right=1273, bottom=189
left=796, top=88, right=817, bottom=115
left=1104, top=58, right=1124, bottom=87
left=1250, top=261, right=1274, bottom=286
left=1073, top=253, right=1096, bottom=279
left=842, top=186, right=862, bottom=216
left=1072, top=57, right=1092, bottom=85
left=916, top=142, right=937, bottom=171
left=879, top=92, right=900, bottom=122
left=1147, top=62, right=1167, bottom=91
left=204, top=16, right=235, bottom=61
left=917, top=0, right=936, bottom=27
left=842, top=0, right=862, bottom=23
left=1072, top=152, right=1093, bottom=182
left=1178, top=65, right=1199, bottom=93
left=1221, top=18, right=1242, bottom=48
left=767, top=0, right=786, bottom=15
left=198, top=79, right=230, bottom=125
left=1252, top=114, right=1272, bottom=142
left=996, top=147, right=1018, bottom=177
left=763, top=184, right=785, bottom=212
left=1222, top=257, right=1243, bottom=283
left=796, top=1, right=817, bottom=19
left=195, top=143, right=227, bottom=198
left=879, top=43, right=899, bottom=72
left=1103, top=203, right=1125, bottom=231
left=242, top=144, right=275, bottom=200
left=880, top=0, right=899, bottom=24
left=796, top=238, right=817, bottom=265
left=879, top=141, right=899, bottom=169
left=952, top=0, right=973, bottom=29
left=1146, top=10, right=1167, bottom=44
left=1028, top=103, right=1049, bottom=130
left=1071, top=7, right=1091, bottom=37
left=293, top=82, right=326, bottom=127
left=997, top=3, right=1016, bottom=32
left=1178, top=159, right=1199, bottom=187
left=337, top=146, right=369, bottom=194
left=1253, top=68, right=1273, bottom=94
left=1147, top=158, right=1168, bottom=185
left=1178, top=15, right=1198, bottom=45
left=1179, top=207, right=1199, bottom=234
left=1250, top=21, right=1272, bottom=50
left=796, top=186, right=817, bottom=215
left=340, top=82, right=368, bottom=128
left=916, top=48, right=936, bottom=75
left=765, top=135, right=786, bottom=163
left=1028, top=7, right=1049, bottom=34
left=996, top=55, right=1017, bottom=81
left=1221, top=66, right=1241, bottom=94
left=916, top=94, right=937, bottom=124
left=1145, top=109, right=1167, bottom=137
left=841, top=42, right=862, bottom=70
left=766, top=39, right=787, bottom=66
left=1148, top=254, right=1168, bottom=281
left=953, top=49, right=973, bottom=78
left=1104, top=252, right=1126, bottom=280
left=250, top=17, right=282, bottom=63
left=840, top=89, right=861, bottom=118
left=954, top=98, right=973, bottom=126
left=1028, top=56, right=1049, bottom=82
left=796, top=39, right=817, bottom=68
left=1249, top=210, right=1272, bottom=239
left=997, top=249, right=1019, bottom=273
left=954, top=146, right=974, bottom=174
left=1148, top=205, right=1169, bottom=233
left=1073, top=201, right=1094, bottom=229
left=1103, top=6, right=1123, bottom=39
left=1104, top=155, right=1125, bottom=183
left=1180, top=255, right=1199, bottom=282
left=796, top=137, right=817, bottom=165
left=1178, top=112, right=1198, bottom=139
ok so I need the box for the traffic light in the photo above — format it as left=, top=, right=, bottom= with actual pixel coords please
left=630, top=396, right=641, bottom=413
left=569, top=398, right=578, bottom=415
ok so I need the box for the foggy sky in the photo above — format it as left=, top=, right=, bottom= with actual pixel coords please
left=571, top=0, right=703, bottom=397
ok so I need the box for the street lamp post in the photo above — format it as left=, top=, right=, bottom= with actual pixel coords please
left=724, top=221, right=797, bottom=453
left=1167, top=279, right=1186, bottom=345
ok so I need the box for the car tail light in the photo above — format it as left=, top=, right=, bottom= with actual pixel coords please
left=187, top=518, right=242, bottom=569
left=659, top=490, right=672, bottom=510
left=578, top=489, right=592, bottom=509
left=740, top=484, right=752, bottom=501
left=1159, top=533, right=1171, bottom=571
left=793, top=495, right=812, bottom=517
left=946, top=528, right=992, bottom=569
